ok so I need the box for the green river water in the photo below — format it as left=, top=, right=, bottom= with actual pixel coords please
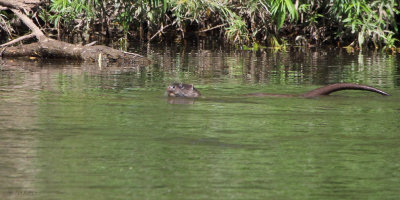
left=1, top=43, right=400, bottom=199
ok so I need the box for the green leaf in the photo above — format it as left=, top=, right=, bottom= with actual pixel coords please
left=284, top=0, right=298, bottom=20
left=276, top=8, right=286, bottom=29
left=342, top=18, right=352, bottom=23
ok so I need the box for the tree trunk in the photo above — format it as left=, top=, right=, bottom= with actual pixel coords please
left=0, top=0, right=150, bottom=66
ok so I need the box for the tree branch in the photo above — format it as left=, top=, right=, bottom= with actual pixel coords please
left=149, top=22, right=175, bottom=42
left=0, top=33, right=35, bottom=47
left=10, top=8, right=45, bottom=40
left=0, top=0, right=31, bottom=13
left=198, top=24, right=227, bottom=33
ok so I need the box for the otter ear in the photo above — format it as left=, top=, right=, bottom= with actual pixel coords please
left=189, top=84, right=194, bottom=90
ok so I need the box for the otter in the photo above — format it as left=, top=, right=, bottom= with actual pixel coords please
left=166, top=83, right=201, bottom=98
left=166, top=83, right=389, bottom=98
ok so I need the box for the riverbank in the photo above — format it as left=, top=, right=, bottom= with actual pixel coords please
left=1, top=0, right=399, bottom=51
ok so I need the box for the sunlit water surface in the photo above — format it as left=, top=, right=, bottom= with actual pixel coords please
left=1, top=43, right=400, bottom=200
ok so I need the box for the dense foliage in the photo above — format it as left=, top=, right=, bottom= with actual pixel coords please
left=2, top=0, right=400, bottom=49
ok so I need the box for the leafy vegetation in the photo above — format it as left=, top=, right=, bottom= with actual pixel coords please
left=1, top=0, right=399, bottom=49
left=329, top=0, right=399, bottom=50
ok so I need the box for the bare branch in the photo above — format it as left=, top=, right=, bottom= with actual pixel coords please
left=0, top=0, right=30, bottom=13
left=122, top=51, right=144, bottom=58
left=85, top=41, right=98, bottom=46
left=198, top=24, right=227, bottom=33
left=10, top=8, right=45, bottom=40
left=149, top=22, right=175, bottom=42
left=0, top=33, right=35, bottom=47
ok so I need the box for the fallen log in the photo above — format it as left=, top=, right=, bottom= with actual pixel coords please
left=0, top=0, right=150, bottom=66
left=1, top=37, right=150, bottom=65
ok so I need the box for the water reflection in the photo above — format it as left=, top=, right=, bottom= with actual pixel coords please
left=0, top=59, right=41, bottom=199
left=167, top=97, right=195, bottom=104
left=148, top=46, right=398, bottom=87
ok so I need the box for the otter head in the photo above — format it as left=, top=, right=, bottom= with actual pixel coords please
left=166, top=83, right=201, bottom=98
